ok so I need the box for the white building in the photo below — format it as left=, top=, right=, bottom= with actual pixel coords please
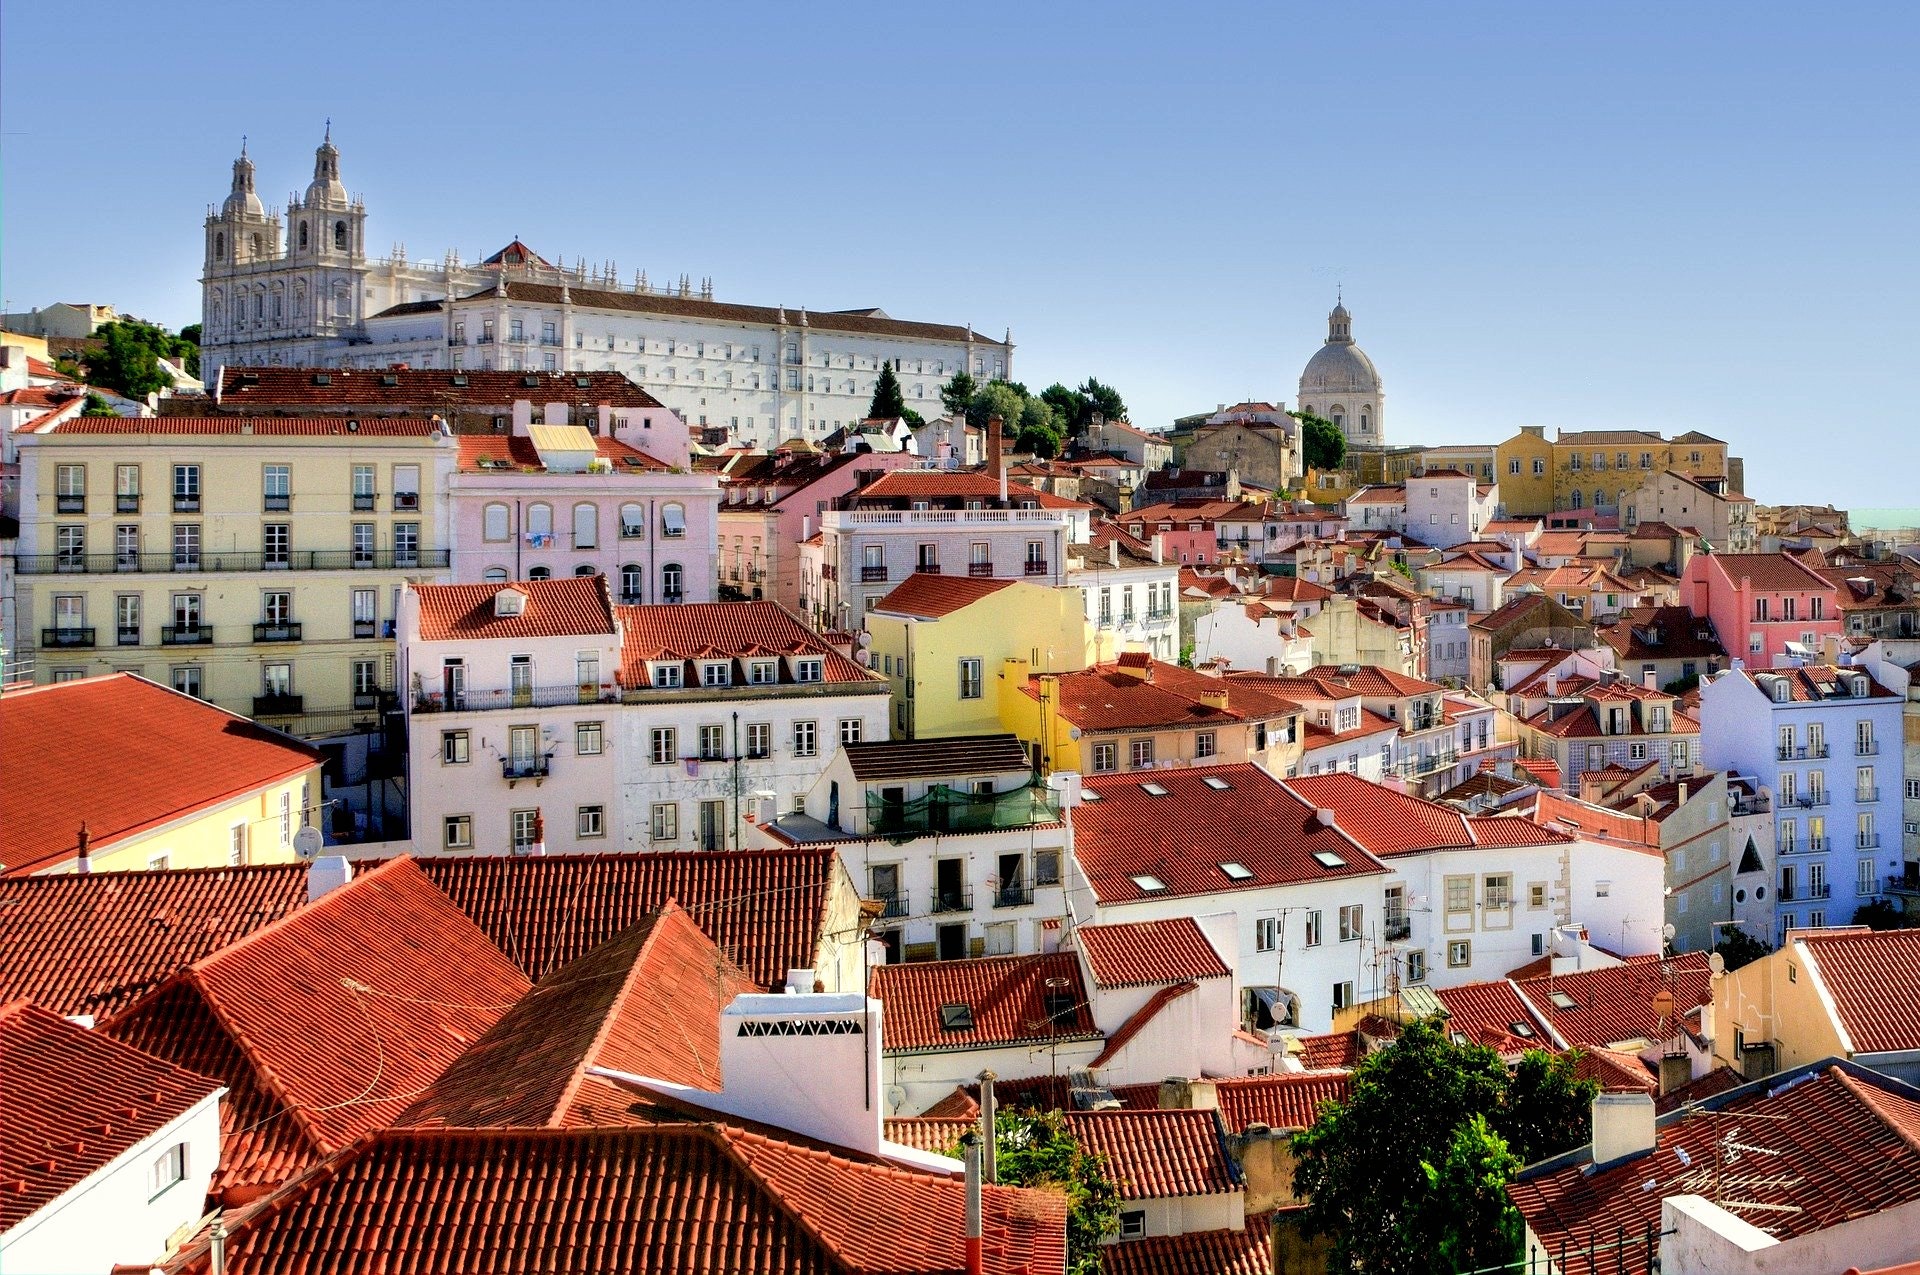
left=1296, top=302, right=1384, bottom=450
left=398, top=576, right=888, bottom=857
left=1066, top=538, right=1181, bottom=663
left=1345, top=471, right=1497, bottom=551
left=0, top=1004, right=225, bottom=1275
left=200, top=135, right=1012, bottom=448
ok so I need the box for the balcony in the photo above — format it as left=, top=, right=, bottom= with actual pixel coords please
left=1857, top=741, right=1881, bottom=756
left=873, top=891, right=908, bottom=919
left=619, top=590, right=645, bottom=604
left=354, top=619, right=377, bottom=639
left=929, top=888, right=974, bottom=915
left=1859, top=834, right=1882, bottom=850
left=16, top=549, right=452, bottom=575
left=116, top=626, right=139, bottom=646
left=116, top=494, right=140, bottom=514
left=173, top=494, right=201, bottom=513
left=1794, top=792, right=1830, bottom=808
left=353, top=492, right=378, bottom=511
left=414, top=684, right=621, bottom=714
left=1858, top=789, right=1881, bottom=804
left=860, top=565, right=890, bottom=583
left=539, top=335, right=563, bottom=347
left=967, top=561, right=994, bottom=577
left=914, top=562, right=942, bottom=575
left=1024, top=559, right=1049, bottom=576
left=447, top=336, right=464, bottom=347
left=476, top=333, right=495, bottom=344
left=393, top=492, right=421, bottom=512
left=56, top=494, right=84, bottom=513
left=253, top=621, right=302, bottom=643
left=253, top=694, right=305, bottom=716
left=41, top=627, right=95, bottom=648
left=502, top=755, right=551, bottom=782
left=161, top=625, right=213, bottom=645
left=993, top=884, right=1036, bottom=909
left=1384, top=921, right=1412, bottom=942
left=1777, top=744, right=1830, bottom=760
left=1887, top=871, right=1920, bottom=897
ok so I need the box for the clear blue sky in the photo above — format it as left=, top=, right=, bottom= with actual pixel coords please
left=4, top=1, right=1914, bottom=506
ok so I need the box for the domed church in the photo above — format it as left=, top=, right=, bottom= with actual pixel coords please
left=1297, top=299, right=1383, bottom=450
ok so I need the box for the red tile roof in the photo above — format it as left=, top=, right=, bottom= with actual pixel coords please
left=882, top=1115, right=977, bottom=1154
left=167, top=1123, right=1064, bottom=1275
left=1074, top=765, right=1386, bottom=903
left=841, top=733, right=1031, bottom=781
left=412, top=573, right=617, bottom=641
left=1432, top=981, right=1558, bottom=1048
left=0, top=674, right=324, bottom=876
left=1286, top=773, right=1569, bottom=856
left=871, top=953, right=1099, bottom=1053
left=1293, top=1031, right=1361, bottom=1069
left=1652, top=1064, right=1742, bottom=1114
left=873, top=571, right=1017, bottom=618
left=43, top=414, right=443, bottom=436
left=1516, top=954, right=1710, bottom=1050
left=215, top=366, right=666, bottom=409
left=617, top=601, right=876, bottom=686
left=1697, top=550, right=1839, bottom=594
left=1800, top=929, right=1920, bottom=1053
left=1099, top=1214, right=1273, bottom=1275
left=1571, top=1047, right=1656, bottom=1094
left=0, top=863, right=309, bottom=1018
left=455, top=432, right=668, bottom=472
left=1746, top=663, right=1898, bottom=702
left=412, top=849, right=840, bottom=990
left=1509, top=1064, right=1920, bottom=1275
left=1210, top=1072, right=1353, bottom=1133
left=1300, top=663, right=1444, bottom=698
left=103, top=859, right=531, bottom=1196
left=853, top=468, right=1088, bottom=510
left=0, top=1002, right=223, bottom=1230
left=1028, top=660, right=1300, bottom=732
left=1075, top=918, right=1230, bottom=988
left=1064, top=1108, right=1240, bottom=1200
left=398, top=903, right=757, bottom=1130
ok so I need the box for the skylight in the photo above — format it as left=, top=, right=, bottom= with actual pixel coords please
left=1312, top=850, right=1349, bottom=869
left=1508, top=1021, right=1535, bottom=1038
left=1203, top=776, right=1233, bottom=790
left=1220, top=862, right=1254, bottom=881
left=1131, top=874, right=1168, bottom=892
left=1080, top=791, right=1103, bottom=802
left=938, top=1003, right=975, bottom=1032
left=1139, top=782, right=1169, bottom=796
left=1549, top=991, right=1577, bottom=1010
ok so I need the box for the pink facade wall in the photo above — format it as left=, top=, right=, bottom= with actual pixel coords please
left=721, top=452, right=916, bottom=611
left=1685, top=556, right=1841, bottom=668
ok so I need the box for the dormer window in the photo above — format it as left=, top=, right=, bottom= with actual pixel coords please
left=702, top=661, right=732, bottom=688
left=748, top=660, right=777, bottom=685
left=493, top=588, right=526, bottom=617
left=651, top=661, right=684, bottom=689
left=1851, top=676, right=1869, bottom=697
left=794, top=657, right=823, bottom=683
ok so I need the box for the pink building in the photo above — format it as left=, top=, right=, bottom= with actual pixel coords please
left=1119, top=498, right=1247, bottom=566
left=448, top=412, right=717, bottom=604
left=1682, top=551, right=1841, bottom=667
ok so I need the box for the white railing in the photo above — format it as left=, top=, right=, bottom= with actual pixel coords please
left=823, top=508, right=1071, bottom=529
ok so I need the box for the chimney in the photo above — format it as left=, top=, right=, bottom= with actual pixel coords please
left=1643, top=667, right=1659, bottom=689
left=962, top=1132, right=985, bottom=1275
left=987, top=415, right=1007, bottom=502
left=1546, top=671, right=1559, bottom=697
left=1590, top=1092, right=1656, bottom=1166
left=73, top=823, right=91, bottom=875
left=307, top=855, right=354, bottom=903
left=978, top=1070, right=998, bottom=1184
left=1156, top=1077, right=1220, bottom=1110
left=543, top=400, right=569, bottom=426
left=1108, top=539, right=1119, bottom=568
left=511, top=400, right=533, bottom=434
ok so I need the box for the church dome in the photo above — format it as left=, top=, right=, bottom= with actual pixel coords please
left=304, top=127, right=348, bottom=207
left=223, top=149, right=264, bottom=219
left=1300, top=339, right=1380, bottom=394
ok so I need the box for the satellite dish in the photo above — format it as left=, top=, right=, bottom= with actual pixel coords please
left=1708, top=952, right=1726, bottom=977
left=1662, top=923, right=1677, bottom=940
left=292, top=826, right=324, bottom=860
left=1069, top=727, right=1082, bottom=741
left=856, top=631, right=872, bottom=648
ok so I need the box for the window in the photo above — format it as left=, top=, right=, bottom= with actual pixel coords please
left=484, top=503, right=510, bottom=541
left=620, top=503, right=644, bottom=539
left=443, top=815, right=473, bottom=850
left=1119, top=1211, right=1146, bottom=1240
left=1305, top=909, right=1323, bottom=947
left=1130, top=738, right=1155, bottom=769
left=1406, top=950, right=1427, bottom=983
left=576, top=721, right=603, bottom=755
left=394, top=522, right=420, bottom=567
left=838, top=719, right=862, bottom=746
left=55, top=524, right=85, bottom=568
left=650, top=728, right=677, bottom=765
left=793, top=721, right=817, bottom=756
left=572, top=503, right=598, bottom=549
left=1484, top=874, right=1511, bottom=907
left=1332, top=981, right=1355, bottom=1011
left=352, top=522, right=375, bottom=567
left=1195, top=731, right=1217, bottom=760
left=746, top=722, right=771, bottom=758
left=1338, top=903, right=1364, bottom=942
left=1256, top=916, right=1277, bottom=952
left=1035, top=849, right=1061, bottom=886
left=151, top=1142, right=189, bottom=1195
left=263, top=464, right=291, bottom=511
left=748, top=660, right=777, bottom=685
left=171, top=665, right=203, bottom=698
left=172, top=464, right=201, bottom=510
left=510, top=810, right=538, bottom=852
left=661, top=503, right=687, bottom=538
left=263, top=523, right=291, bottom=568
left=393, top=465, right=421, bottom=510
left=577, top=806, right=605, bottom=838
left=1092, top=742, right=1117, bottom=773
left=651, top=802, right=678, bottom=841
left=55, top=463, right=86, bottom=511
left=1445, top=875, right=1473, bottom=913
left=795, top=657, right=823, bottom=683
left=959, top=657, right=983, bottom=700
left=1529, top=882, right=1548, bottom=909
left=662, top=562, right=684, bottom=600
left=1448, top=940, right=1472, bottom=968
left=701, top=724, right=727, bottom=760
left=652, top=662, right=683, bottom=689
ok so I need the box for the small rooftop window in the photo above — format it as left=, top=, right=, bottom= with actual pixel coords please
left=1080, top=791, right=1102, bottom=803
left=1549, top=991, right=1577, bottom=1010
left=938, top=1003, right=974, bottom=1033
left=1203, top=776, right=1233, bottom=790
left=450, top=374, right=469, bottom=386
left=1220, top=862, right=1254, bottom=881
left=1139, top=782, right=1169, bottom=797
left=1131, top=874, right=1168, bottom=892
left=522, top=374, right=541, bottom=387
left=1312, top=850, right=1348, bottom=869
left=575, top=376, right=592, bottom=388
left=1508, top=1021, right=1535, bottom=1037
left=312, top=373, right=331, bottom=386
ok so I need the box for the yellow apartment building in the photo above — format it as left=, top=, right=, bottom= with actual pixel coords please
left=865, top=573, right=1092, bottom=740
left=13, top=415, right=454, bottom=739
left=1494, top=426, right=1732, bottom=519
left=1, top=673, right=326, bottom=875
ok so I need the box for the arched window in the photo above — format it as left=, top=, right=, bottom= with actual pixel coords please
left=253, top=292, right=264, bottom=319
left=526, top=503, right=553, bottom=539
left=1594, top=489, right=1606, bottom=509
left=214, top=232, right=225, bottom=258
left=1570, top=489, right=1584, bottom=509
left=620, top=563, right=642, bottom=601
left=250, top=232, right=262, bottom=256
left=1360, top=409, right=1371, bottom=433
left=574, top=564, right=598, bottom=577
left=483, top=503, right=510, bottom=541
left=572, top=503, right=598, bottom=550
left=292, top=283, right=307, bottom=317
left=660, top=503, right=686, bottom=539
left=332, top=286, right=351, bottom=317
left=1330, top=407, right=1345, bottom=431
left=270, top=287, right=283, bottom=321
left=299, top=221, right=309, bottom=249
left=231, top=298, right=244, bottom=327
left=333, top=220, right=347, bottom=250
left=528, top=566, right=552, bottom=581
left=619, top=502, right=644, bottom=539
left=483, top=567, right=509, bottom=583
left=662, top=562, right=684, bottom=601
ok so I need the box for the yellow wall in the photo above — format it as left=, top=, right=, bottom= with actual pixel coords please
left=1711, top=941, right=1852, bottom=1077
left=1494, top=429, right=1555, bottom=516
left=995, top=657, right=1258, bottom=775
left=21, top=429, right=450, bottom=736
left=1547, top=438, right=1730, bottom=517
left=83, top=765, right=324, bottom=873
left=869, top=581, right=1090, bottom=740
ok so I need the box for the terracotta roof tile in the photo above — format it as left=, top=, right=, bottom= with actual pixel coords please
left=1516, top=954, right=1710, bottom=1050
left=103, top=859, right=531, bottom=1196
left=0, top=1002, right=223, bottom=1229
left=882, top=1115, right=976, bottom=1154
left=168, top=1123, right=1064, bottom=1275
left=871, top=953, right=1099, bottom=1053
left=411, top=574, right=617, bottom=642
left=398, top=903, right=757, bottom=1129
left=1099, top=1213, right=1274, bottom=1275
left=1432, top=981, right=1558, bottom=1048
left=841, top=733, right=1030, bottom=781
left=1652, top=1064, right=1742, bottom=1113
left=216, top=366, right=666, bottom=409
left=1509, top=1065, right=1920, bottom=1275
left=1210, top=1072, right=1353, bottom=1133
left=872, top=571, right=1017, bottom=618
left=1697, top=550, right=1839, bottom=594
left=1075, top=765, right=1386, bottom=903
left=0, top=675, right=324, bottom=876
left=617, top=601, right=875, bottom=687
left=1064, top=1108, right=1241, bottom=1199
left=1800, top=929, right=1920, bottom=1053
left=413, top=849, right=839, bottom=990
left=852, top=469, right=1087, bottom=510
left=1571, top=1047, right=1656, bottom=1094
left=455, top=432, right=668, bottom=472
left=0, top=863, right=309, bottom=1018
left=1075, top=918, right=1230, bottom=988
left=44, top=414, right=443, bottom=436
left=1026, top=660, right=1294, bottom=732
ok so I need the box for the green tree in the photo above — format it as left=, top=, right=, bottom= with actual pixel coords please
left=986, top=1110, right=1121, bottom=1275
left=1294, top=411, right=1347, bottom=471
left=1495, top=1049, right=1599, bottom=1164
left=1414, top=1116, right=1525, bottom=1275
left=939, top=371, right=978, bottom=417
left=81, top=393, right=117, bottom=417
left=1077, top=377, right=1126, bottom=431
left=176, top=324, right=202, bottom=378
left=866, top=359, right=907, bottom=421
left=967, top=380, right=1028, bottom=435
left=1852, top=899, right=1917, bottom=930
left=1291, top=1018, right=1594, bottom=1274
left=1016, top=396, right=1063, bottom=457
left=1040, top=382, right=1085, bottom=432
left=77, top=320, right=196, bottom=399
left=1713, top=927, right=1772, bottom=971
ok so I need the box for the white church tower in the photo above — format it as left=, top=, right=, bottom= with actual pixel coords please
left=1297, top=299, right=1384, bottom=450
